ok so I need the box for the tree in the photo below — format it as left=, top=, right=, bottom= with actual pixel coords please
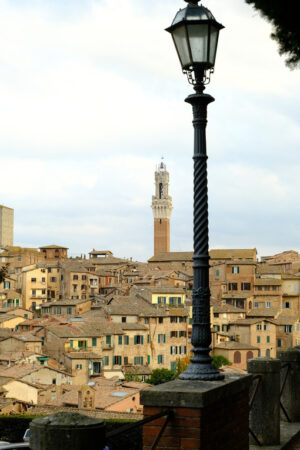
left=148, top=369, right=175, bottom=385
left=211, top=355, right=232, bottom=369
left=245, top=0, right=300, bottom=68
left=124, top=373, right=142, bottom=382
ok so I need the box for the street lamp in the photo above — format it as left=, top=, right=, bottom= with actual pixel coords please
left=166, top=0, right=224, bottom=380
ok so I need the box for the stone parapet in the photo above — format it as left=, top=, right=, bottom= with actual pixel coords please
left=141, top=374, right=252, bottom=450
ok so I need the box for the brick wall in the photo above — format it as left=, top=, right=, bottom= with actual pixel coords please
left=143, top=390, right=249, bottom=450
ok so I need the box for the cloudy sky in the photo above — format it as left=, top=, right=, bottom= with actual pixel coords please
left=0, top=0, right=299, bottom=261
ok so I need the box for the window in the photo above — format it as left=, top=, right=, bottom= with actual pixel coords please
left=103, top=356, right=109, bottom=366
left=228, top=283, right=238, bottom=291
left=106, top=335, right=112, bottom=346
left=214, top=313, right=219, bottom=318
left=232, top=266, right=239, bottom=274
left=124, top=357, right=128, bottom=365
left=125, top=336, right=129, bottom=345
left=147, top=334, right=150, bottom=343
left=67, top=307, right=72, bottom=315
left=158, top=317, right=163, bottom=324
left=170, top=346, right=178, bottom=355
left=73, top=275, right=78, bottom=280
left=81, top=285, right=86, bottom=291
left=179, top=331, right=187, bottom=337
left=92, top=337, right=97, bottom=346
left=4, top=281, right=10, bottom=289
left=75, top=364, right=82, bottom=370
left=170, top=317, right=178, bottom=323
left=144, top=318, right=149, bottom=324
left=134, top=356, right=144, bottom=365
left=31, top=278, right=36, bottom=283
left=233, top=351, right=241, bottom=363
left=70, top=340, right=73, bottom=348
left=284, top=325, right=292, bottom=333
left=72, top=285, right=77, bottom=292
left=266, top=336, right=270, bottom=343
left=266, top=349, right=271, bottom=357
left=158, top=334, right=166, bottom=343
left=263, top=324, right=270, bottom=331
left=170, top=331, right=178, bottom=338
left=283, top=302, right=290, bottom=309
left=82, top=275, right=87, bottom=280
left=157, top=297, right=166, bottom=305
left=246, top=351, right=253, bottom=360
left=241, top=283, right=251, bottom=291
left=157, top=355, right=164, bottom=364
left=118, top=336, right=122, bottom=345
left=32, top=289, right=36, bottom=296
left=257, top=336, right=260, bottom=343
left=254, top=302, right=259, bottom=308
left=265, top=301, right=272, bottom=308
left=179, top=317, right=187, bottom=323
left=42, top=289, right=46, bottom=295
left=216, top=269, right=220, bottom=277
left=48, top=268, right=52, bottom=273
left=113, top=356, right=122, bottom=365
left=41, top=277, right=46, bottom=282
left=147, top=355, right=151, bottom=364
left=57, top=307, right=61, bottom=314
left=256, top=324, right=262, bottom=330
left=134, top=335, right=144, bottom=345
left=179, top=345, right=187, bottom=355
left=122, top=317, right=126, bottom=323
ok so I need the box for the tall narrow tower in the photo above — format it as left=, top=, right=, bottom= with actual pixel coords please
left=151, top=161, right=172, bottom=255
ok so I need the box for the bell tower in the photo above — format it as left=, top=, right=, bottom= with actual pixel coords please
left=151, top=161, right=172, bottom=255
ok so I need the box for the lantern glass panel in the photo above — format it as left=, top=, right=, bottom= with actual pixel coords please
left=172, top=25, right=191, bottom=68
left=209, top=25, right=219, bottom=65
left=187, top=24, right=209, bottom=64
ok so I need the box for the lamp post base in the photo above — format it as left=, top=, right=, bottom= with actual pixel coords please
left=179, top=362, right=225, bottom=381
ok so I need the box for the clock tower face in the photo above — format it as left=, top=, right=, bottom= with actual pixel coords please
left=151, top=161, right=173, bottom=255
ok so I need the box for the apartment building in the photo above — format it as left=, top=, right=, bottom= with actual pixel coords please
left=19, top=265, right=48, bottom=309
left=39, top=245, right=68, bottom=261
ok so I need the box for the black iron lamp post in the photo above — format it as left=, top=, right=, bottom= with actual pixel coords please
left=166, top=0, right=224, bottom=380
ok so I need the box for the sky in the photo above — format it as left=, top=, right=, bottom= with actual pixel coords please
left=0, top=0, right=299, bottom=261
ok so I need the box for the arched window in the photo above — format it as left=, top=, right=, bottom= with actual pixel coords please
left=266, top=349, right=270, bottom=357
left=248, top=301, right=252, bottom=310
left=234, top=351, right=241, bottom=364
left=246, top=351, right=253, bottom=360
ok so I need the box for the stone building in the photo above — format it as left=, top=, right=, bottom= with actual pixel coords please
left=0, top=205, right=14, bottom=247
left=39, top=245, right=68, bottom=261
left=151, top=161, right=172, bottom=256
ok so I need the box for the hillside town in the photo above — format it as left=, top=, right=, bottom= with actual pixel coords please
left=0, top=164, right=300, bottom=420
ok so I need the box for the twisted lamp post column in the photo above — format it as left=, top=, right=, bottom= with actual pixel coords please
left=166, top=0, right=224, bottom=380
left=179, top=86, right=224, bottom=380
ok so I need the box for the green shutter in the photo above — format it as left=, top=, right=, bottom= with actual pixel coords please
left=134, top=336, right=137, bottom=345
left=141, top=335, right=144, bottom=344
left=147, top=334, right=150, bottom=343
left=92, top=337, right=97, bottom=346
left=158, top=334, right=161, bottom=343
left=70, top=340, right=73, bottom=348
left=163, top=334, right=166, bottom=343
left=141, top=356, right=143, bottom=366
left=118, top=336, right=122, bottom=345
left=134, top=357, right=137, bottom=365
left=147, top=355, right=150, bottom=364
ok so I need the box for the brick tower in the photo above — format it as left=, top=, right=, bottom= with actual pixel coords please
left=151, top=161, right=172, bottom=255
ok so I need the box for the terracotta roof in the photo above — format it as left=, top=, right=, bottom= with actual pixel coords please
left=39, top=245, right=68, bottom=249
left=212, top=304, right=245, bottom=313
left=230, top=318, right=276, bottom=326
left=148, top=252, right=193, bottom=263
left=65, top=352, right=102, bottom=360
left=214, top=341, right=259, bottom=350
left=246, top=308, right=277, bottom=318
left=210, top=249, right=257, bottom=260
left=42, top=298, right=91, bottom=307
left=273, top=314, right=299, bottom=325
left=47, top=321, right=123, bottom=338
left=141, top=287, right=185, bottom=294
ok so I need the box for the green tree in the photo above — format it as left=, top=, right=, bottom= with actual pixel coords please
left=148, top=369, right=175, bottom=385
left=124, top=373, right=142, bottom=382
left=245, top=0, right=300, bottom=67
left=211, top=355, right=232, bottom=369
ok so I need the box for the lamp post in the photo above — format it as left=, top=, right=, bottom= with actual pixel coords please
left=166, top=0, right=224, bottom=380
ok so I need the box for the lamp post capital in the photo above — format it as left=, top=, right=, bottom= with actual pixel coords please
left=184, top=0, right=200, bottom=4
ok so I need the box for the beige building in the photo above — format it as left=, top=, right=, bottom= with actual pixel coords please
left=0, top=205, right=14, bottom=246
left=213, top=341, right=259, bottom=370
left=151, top=161, right=172, bottom=256
left=19, top=265, right=48, bottom=310
left=228, top=318, right=277, bottom=358
left=41, top=298, right=91, bottom=316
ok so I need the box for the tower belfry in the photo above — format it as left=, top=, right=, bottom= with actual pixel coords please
left=151, top=161, right=172, bottom=255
